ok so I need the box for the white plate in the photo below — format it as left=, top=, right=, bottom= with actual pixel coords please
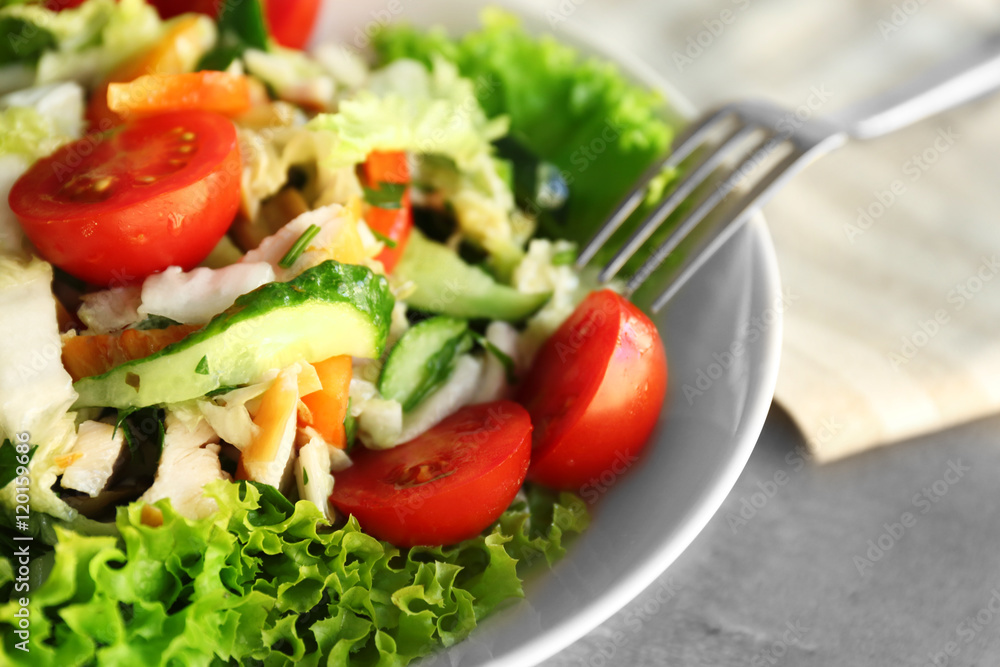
left=312, top=2, right=783, bottom=665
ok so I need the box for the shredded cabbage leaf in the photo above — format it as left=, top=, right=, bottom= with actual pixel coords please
left=0, top=257, right=80, bottom=527
left=0, top=0, right=163, bottom=89
left=308, top=56, right=507, bottom=171
left=0, top=481, right=588, bottom=665
left=309, top=56, right=524, bottom=272
left=0, top=104, right=71, bottom=161
left=374, top=10, right=680, bottom=283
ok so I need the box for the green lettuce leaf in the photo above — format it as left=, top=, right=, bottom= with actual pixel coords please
left=374, top=10, right=686, bottom=291
left=0, top=480, right=586, bottom=665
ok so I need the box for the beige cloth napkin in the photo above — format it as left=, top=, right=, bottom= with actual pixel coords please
left=567, top=0, right=1000, bottom=460
left=768, top=97, right=1000, bottom=461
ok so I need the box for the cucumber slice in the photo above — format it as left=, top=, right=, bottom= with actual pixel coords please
left=73, top=261, right=394, bottom=410
left=395, top=229, right=550, bottom=321
left=377, top=316, right=472, bottom=412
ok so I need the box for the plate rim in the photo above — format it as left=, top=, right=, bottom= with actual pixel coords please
left=442, top=7, right=785, bottom=662
left=309, top=2, right=784, bottom=664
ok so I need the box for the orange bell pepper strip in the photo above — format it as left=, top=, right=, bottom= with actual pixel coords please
left=108, top=72, right=253, bottom=118
left=362, top=151, right=413, bottom=274
left=299, top=355, right=353, bottom=449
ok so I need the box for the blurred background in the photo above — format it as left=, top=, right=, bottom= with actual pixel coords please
left=528, top=0, right=1000, bottom=665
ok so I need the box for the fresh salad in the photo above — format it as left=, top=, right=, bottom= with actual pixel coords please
left=0, top=0, right=676, bottom=664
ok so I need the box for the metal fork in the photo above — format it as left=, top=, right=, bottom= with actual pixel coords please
left=578, top=35, right=1000, bottom=312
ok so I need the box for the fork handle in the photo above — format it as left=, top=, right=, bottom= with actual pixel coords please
left=831, top=34, right=1000, bottom=140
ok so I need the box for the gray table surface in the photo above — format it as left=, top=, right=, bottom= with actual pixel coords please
left=536, top=0, right=1000, bottom=664
left=543, top=408, right=1000, bottom=666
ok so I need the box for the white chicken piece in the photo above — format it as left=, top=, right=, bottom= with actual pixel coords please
left=138, top=262, right=276, bottom=325
left=59, top=421, right=125, bottom=498
left=139, top=412, right=229, bottom=519
left=294, top=435, right=336, bottom=521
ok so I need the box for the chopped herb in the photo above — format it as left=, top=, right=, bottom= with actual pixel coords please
left=0, top=440, right=36, bottom=490
left=206, top=385, right=241, bottom=398
left=362, top=182, right=407, bottom=210
left=473, top=333, right=519, bottom=384
left=116, top=408, right=166, bottom=453
left=303, top=468, right=309, bottom=486
left=550, top=246, right=577, bottom=266
left=113, top=407, right=136, bottom=443
left=125, top=373, right=140, bottom=390
left=131, top=315, right=182, bottom=331
left=278, top=224, right=322, bottom=269
left=370, top=229, right=398, bottom=249
left=195, top=356, right=210, bottom=375
left=205, top=384, right=239, bottom=398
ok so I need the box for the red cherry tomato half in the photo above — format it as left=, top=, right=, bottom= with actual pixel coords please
left=330, top=401, right=532, bottom=547
left=9, top=111, right=240, bottom=286
left=363, top=150, right=412, bottom=274
left=148, top=0, right=320, bottom=49
left=517, top=290, right=668, bottom=491
left=263, top=0, right=321, bottom=50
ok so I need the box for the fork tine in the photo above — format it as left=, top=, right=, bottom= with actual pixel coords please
left=623, top=133, right=790, bottom=298
left=645, top=148, right=806, bottom=312
left=575, top=105, right=737, bottom=268
left=596, top=122, right=759, bottom=283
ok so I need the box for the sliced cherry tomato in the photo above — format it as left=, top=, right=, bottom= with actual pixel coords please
left=263, top=0, right=321, bottom=50
left=148, top=0, right=320, bottom=49
left=9, top=111, right=241, bottom=286
left=330, top=401, right=532, bottom=547
left=145, top=0, right=217, bottom=19
left=363, top=151, right=412, bottom=274
left=108, top=72, right=253, bottom=119
left=517, top=290, right=668, bottom=491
